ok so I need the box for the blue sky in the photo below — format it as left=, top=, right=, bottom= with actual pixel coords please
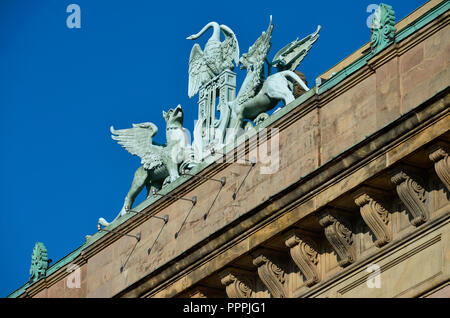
left=0, top=0, right=427, bottom=297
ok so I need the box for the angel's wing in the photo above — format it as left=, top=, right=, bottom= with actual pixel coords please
left=246, top=16, right=274, bottom=67
left=188, top=44, right=210, bottom=98
left=272, top=25, right=321, bottom=71
left=110, top=122, right=161, bottom=169
left=220, top=25, right=239, bottom=70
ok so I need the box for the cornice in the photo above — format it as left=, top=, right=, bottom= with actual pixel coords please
left=118, top=88, right=449, bottom=298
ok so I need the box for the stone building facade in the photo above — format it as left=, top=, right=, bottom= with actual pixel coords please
left=9, top=0, right=450, bottom=298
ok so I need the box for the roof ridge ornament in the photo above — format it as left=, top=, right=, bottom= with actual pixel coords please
left=371, top=3, right=396, bottom=54
left=29, top=242, right=51, bottom=283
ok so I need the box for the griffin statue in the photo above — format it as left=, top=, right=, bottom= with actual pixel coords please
left=222, top=16, right=320, bottom=144
left=98, top=105, right=191, bottom=226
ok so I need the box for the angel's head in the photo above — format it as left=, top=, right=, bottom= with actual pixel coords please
left=163, top=104, right=184, bottom=129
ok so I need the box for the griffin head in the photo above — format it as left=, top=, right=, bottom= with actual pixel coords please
left=239, top=53, right=247, bottom=70
left=239, top=53, right=254, bottom=70
left=163, top=104, right=184, bottom=129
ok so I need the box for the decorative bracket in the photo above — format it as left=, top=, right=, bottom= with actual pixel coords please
left=219, top=268, right=256, bottom=298
left=354, top=187, right=392, bottom=248
left=252, top=250, right=287, bottom=298
left=318, top=209, right=356, bottom=267
left=391, top=167, right=429, bottom=227
left=428, top=142, right=450, bottom=192
left=284, top=230, right=321, bottom=287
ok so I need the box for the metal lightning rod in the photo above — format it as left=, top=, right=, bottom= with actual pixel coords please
left=210, top=148, right=256, bottom=166
left=181, top=169, right=226, bottom=186
left=128, top=209, right=169, bottom=223
left=232, top=160, right=256, bottom=200
left=97, top=225, right=141, bottom=241
left=147, top=220, right=168, bottom=256
left=152, top=188, right=197, bottom=205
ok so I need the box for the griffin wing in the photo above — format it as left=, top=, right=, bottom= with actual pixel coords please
left=220, top=25, right=239, bottom=71
left=188, top=44, right=210, bottom=98
left=247, top=16, right=274, bottom=67
left=236, top=16, right=274, bottom=105
left=272, top=25, right=321, bottom=71
left=110, top=122, right=163, bottom=170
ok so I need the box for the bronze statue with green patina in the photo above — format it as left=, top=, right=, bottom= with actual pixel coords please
left=222, top=16, right=318, bottom=144
left=99, top=105, right=191, bottom=226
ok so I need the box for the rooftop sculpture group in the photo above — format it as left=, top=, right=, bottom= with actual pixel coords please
left=99, top=16, right=320, bottom=226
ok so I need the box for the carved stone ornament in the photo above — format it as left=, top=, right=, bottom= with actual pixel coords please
left=29, top=242, right=50, bottom=283
left=391, top=168, right=429, bottom=227
left=318, top=210, right=356, bottom=267
left=219, top=269, right=255, bottom=298
left=284, top=231, right=321, bottom=287
left=354, top=188, right=392, bottom=248
left=252, top=251, right=287, bottom=298
left=371, top=3, right=396, bottom=54
left=428, top=143, right=450, bottom=192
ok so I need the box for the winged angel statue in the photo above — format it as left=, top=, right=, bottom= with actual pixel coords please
left=187, top=22, right=239, bottom=98
left=98, top=105, right=190, bottom=226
